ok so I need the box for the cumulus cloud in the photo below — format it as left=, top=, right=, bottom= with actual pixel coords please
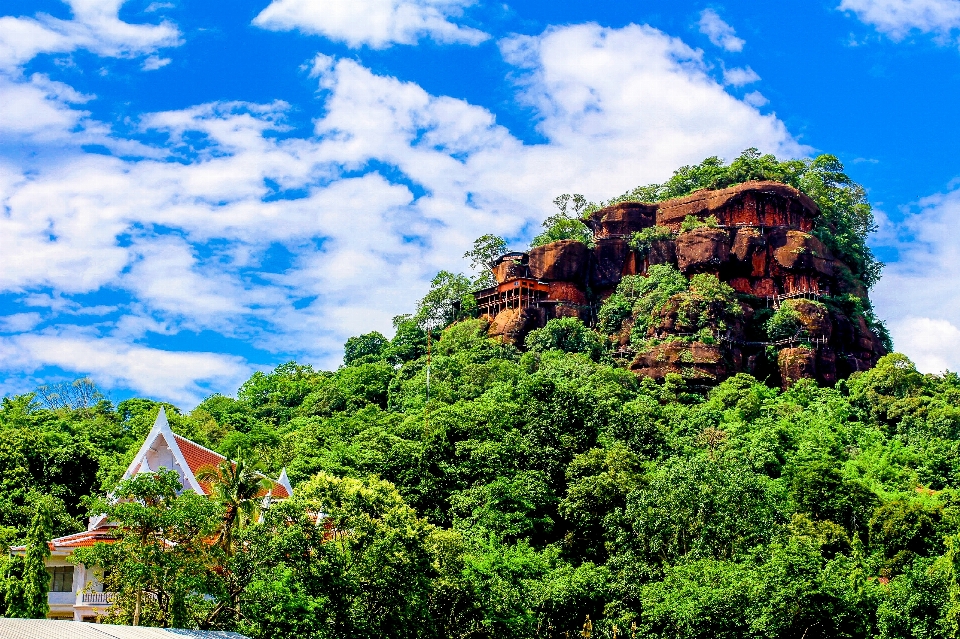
left=252, top=0, right=489, bottom=48
left=0, top=1, right=181, bottom=153
left=0, top=333, right=251, bottom=406
left=0, top=313, right=43, bottom=333
left=0, top=21, right=803, bottom=403
left=872, top=188, right=960, bottom=373
left=142, top=55, right=171, bottom=70
left=0, top=0, right=181, bottom=72
left=698, top=9, right=745, bottom=51
left=723, top=66, right=761, bottom=86
left=839, top=0, right=960, bottom=40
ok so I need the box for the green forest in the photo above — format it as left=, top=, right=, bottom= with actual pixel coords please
left=3, top=152, right=960, bottom=638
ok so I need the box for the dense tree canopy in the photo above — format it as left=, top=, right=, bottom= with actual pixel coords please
left=0, top=151, right=946, bottom=637
left=2, top=324, right=960, bottom=637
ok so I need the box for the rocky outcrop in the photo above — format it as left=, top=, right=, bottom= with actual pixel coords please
left=477, top=180, right=886, bottom=387
left=487, top=307, right=544, bottom=345
left=676, top=228, right=731, bottom=272
left=779, top=347, right=818, bottom=387
left=529, top=240, right=589, bottom=283
left=655, top=181, right=819, bottom=231
left=586, top=201, right=658, bottom=238
left=631, top=341, right=731, bottom=382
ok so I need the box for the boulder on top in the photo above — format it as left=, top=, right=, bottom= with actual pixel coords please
left=771, top=230, right=831, bottom=273
left=591, top=238, right=631, bottom=289
left=676, top=227, right=731, bottom=271
left=778, top=347, right=817, bottom=388
left=656, top=181, right=820, bottom=231
left=586, top=201, right=657, bottom=238
left=529, top=240, right=590, bottom=282
left=488, top=307, right=543, bottom=346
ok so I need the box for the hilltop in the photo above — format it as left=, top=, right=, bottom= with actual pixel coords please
left=2, top=152, right=959, bottom=639
left=477, top=180, right=886, bottom=388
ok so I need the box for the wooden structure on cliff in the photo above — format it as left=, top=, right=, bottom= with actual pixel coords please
left=474, top=180, right=885, bottom=388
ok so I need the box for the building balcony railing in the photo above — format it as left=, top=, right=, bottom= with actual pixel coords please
left=81, top=592, right=114, bottom=605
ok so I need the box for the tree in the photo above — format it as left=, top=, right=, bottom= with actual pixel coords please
left=295, top=473, right=437, bottom=639
left=414, top=271, right=477, bottom=329
left=464, top=234, right=508, bottom=290
left=20, top=497, right=53, bottom=619
left=74, top=470, right=222, bottom=627
left=343, top=332, right=388, bottom=366
left=532, top=194, right=593, bottom=248
left=34, top=378, right=105, bottom=411
left=195, top=457, right=270, bottom=555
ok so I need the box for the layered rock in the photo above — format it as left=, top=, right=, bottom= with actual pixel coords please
left=476, top=180, right=886, bottom=387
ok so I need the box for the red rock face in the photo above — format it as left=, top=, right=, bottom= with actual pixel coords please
left=477, top=180, right=886, bottom=386
left=675, top=228, right=731, bottom=272
left=591, top=238, right=631, bottom=290
left=586, top=201, right=658, bottom=238
left=778, top=347, right=818, bottom=387
left=630, top=341, right=728, bottom=382
left=529, top=240, right=589, bottom=283
left=656, top=181, right=819, bottom=231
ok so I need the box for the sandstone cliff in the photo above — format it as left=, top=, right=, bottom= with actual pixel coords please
left=475, top=181, right=887, bottom=388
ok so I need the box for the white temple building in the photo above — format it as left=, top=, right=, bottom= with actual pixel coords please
left=10, top=408, right=292, bottom=622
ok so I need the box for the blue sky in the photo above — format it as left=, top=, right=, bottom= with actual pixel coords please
left=1, top=0, right=960, bottom=406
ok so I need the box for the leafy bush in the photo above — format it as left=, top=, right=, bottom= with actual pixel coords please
left=765, top=304, right=803, bottom=342
left=628, top=225, right=675, bottom=254
left=680, top=214, right=719, bottom=233
left=525, top=317, right=604, bottom=360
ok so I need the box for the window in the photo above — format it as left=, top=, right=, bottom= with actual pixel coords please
left=49, top=566, right=74, bottom=592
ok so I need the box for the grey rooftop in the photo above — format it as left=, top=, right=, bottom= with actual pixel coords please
left=0, top=620, right=249, bottom=639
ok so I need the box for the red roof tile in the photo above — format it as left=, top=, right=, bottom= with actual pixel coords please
left=172, top=434, right=290, bottom=499
left=12, top=526, right=118, bottom=552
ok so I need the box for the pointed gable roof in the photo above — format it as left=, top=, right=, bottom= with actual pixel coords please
left=122, top=407, right=291, bottom=499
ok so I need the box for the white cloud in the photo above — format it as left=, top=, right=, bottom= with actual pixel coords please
left=0, top=21, right=804, bottom=403
left=0, top=333, right=251, bottom=406
left=698, top=9, right=745, bottom=51
left=0, top=1, right=182, bottom=153
left=0, top=0, right=181, bottom=72
left=252, top=0, right=489, bottom=48
left=0, top=313, right=43, bottom=333
left=723, top=66, right=760, bottom=86
left=0, top=74, right=90, bottom=139
left=743, top=90, right=769, bottom=107
left=872, top=188, right=960, bottom=373
left=886, top=317, right=960, bottom=373
left=839, top=0, right=960, bottom=40
left=142, top=55, right=170, bottom=71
